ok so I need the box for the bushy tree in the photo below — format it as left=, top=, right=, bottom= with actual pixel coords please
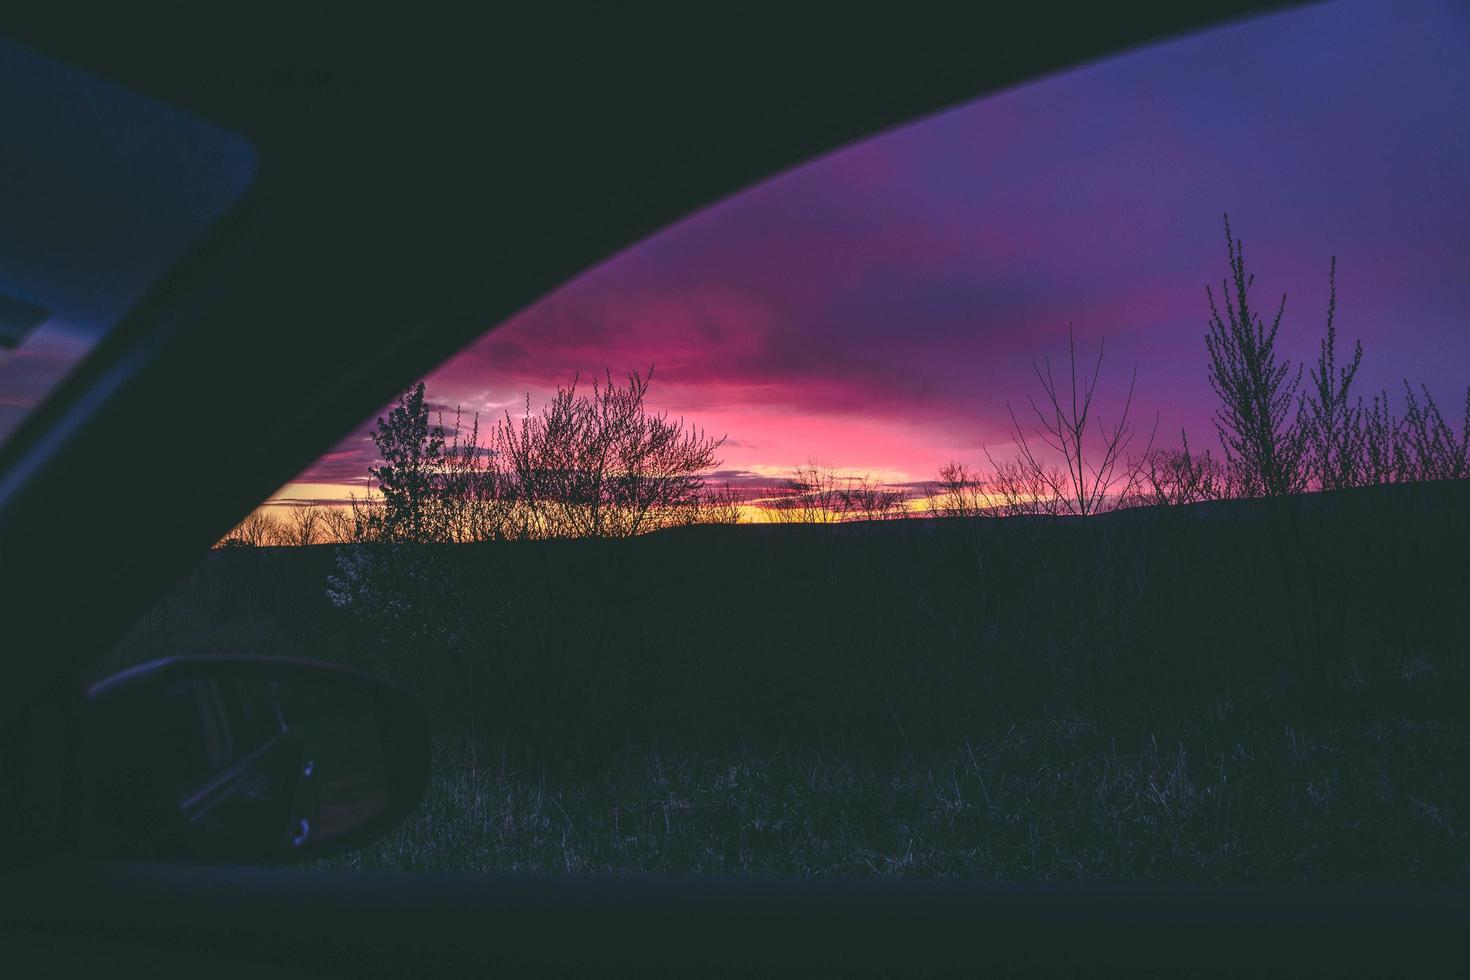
left=326, top=537, right=470, bottom=654
left=369, top=382, right=446, bottom=543
left=329, top=383, right=465, bottom=651
left=498, top=368, right=725, bottom=538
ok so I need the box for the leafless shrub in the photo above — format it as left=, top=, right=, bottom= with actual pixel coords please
left=498, top=368, right=725, bottom=538
left=341, top=491, right=389, bottom=543
left=337, top=370, right=729, bottom=544
left=428, top=409, right=519, bottom=543
left=1204, top=223, right=1467, bottom=494
left=764, top=465, right=910, bottom=524
left=1398, top=383, right=1470, bottom=483
left=1339, top=383, right=1469, bottom=487
left=319, top=506, right=358, bottom=544
left=984, top=326, right=1152, bottom=517
left=769, top=465, right=849, bottom=524
left=1122, top=431, right=1230, bottom=509
left=842, top=475, right=910, bottom=521
left=985, top=457, right=1066, bottom=517
left=931, top=461, right=989, bottom=519
left=691, top=483, right=744, bottom=526
left=1356, top=389, right=1402, bottom=486
left=281, top=504, right=328, bottom=546
left=1204, top=214, right=1307, bottom=497
left=1202, top=225, right=1469, bottom=494
left=218, top=510, right=289, bottom=548
left=1300, top=258, right=1365, bottom=491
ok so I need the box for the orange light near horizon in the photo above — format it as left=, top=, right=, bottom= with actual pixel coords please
left=227, top=473, right=1047, bottom=547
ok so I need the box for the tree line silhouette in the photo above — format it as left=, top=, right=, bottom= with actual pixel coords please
left=223, top=215, right=1468, bottom=545
left=936, top=214, right=1468, bottom=518
left=225, top=368, right=739, bottom=546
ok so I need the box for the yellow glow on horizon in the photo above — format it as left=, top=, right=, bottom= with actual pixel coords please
left=264, top=481, right=369, bottom=506
left=221, top=479, right=1035, bottom=547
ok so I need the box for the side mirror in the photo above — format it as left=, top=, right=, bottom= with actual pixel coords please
left=80, top=656, right=430, bottom=865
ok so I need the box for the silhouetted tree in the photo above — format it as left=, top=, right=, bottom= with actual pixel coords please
left=770, top=465, right=849, bottom=524
left=1300, top=257, right=1364, bottom=491
left=282, top=504, right=324, bottom=546
left=1124, top=431, right=1230, bottom=508
left=985, top=456, right=1065, bottom=517
left=692, top=483, right=744, bottom=525
left=932, top=461, right=989, bottom=518
left=1355, top=388, right=1402, bottom=486
left=319, top=506, right=358, bottom=544
left=843, top=474, right=910, bottom=521
left=986, top=325, right=1152, bottom=516
left=768, top=465, right=910, bottom=523
left=498, top=369, right=725, bottom=538
left=369, top=382, right=446, bottom=543
left=1204, top=215, right=1306, bottom=497
left=427, top=408, right=517, bottom=542
left=219, top=510, right=288, bottom=547
left=1399, top=382, right=1470, bottom=482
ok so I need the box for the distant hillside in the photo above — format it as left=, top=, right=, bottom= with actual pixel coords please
left=106, top=479, right=1469, bottom=756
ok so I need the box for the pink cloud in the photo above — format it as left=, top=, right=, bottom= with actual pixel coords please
left=284, top=1, right=1470, bottom=499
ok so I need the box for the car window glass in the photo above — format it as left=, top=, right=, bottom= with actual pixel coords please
left=111, top=0, right=1470, bottom=882
left=0, top=38, right=258, bottom=447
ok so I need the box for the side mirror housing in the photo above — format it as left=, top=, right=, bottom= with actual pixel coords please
left=80, top=656, right=429, bottom=864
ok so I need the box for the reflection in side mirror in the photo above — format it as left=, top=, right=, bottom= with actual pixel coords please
left=81, top=657, right=430, bottom=864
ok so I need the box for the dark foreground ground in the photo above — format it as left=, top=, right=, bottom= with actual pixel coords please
left=104, top=481, right=1470, bottom=883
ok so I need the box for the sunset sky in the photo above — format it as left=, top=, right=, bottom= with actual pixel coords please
left=273, top=0, right=1470, bottom=511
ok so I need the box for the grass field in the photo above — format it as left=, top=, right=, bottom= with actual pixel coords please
left=328, top=717, right=1467, bottom=883
left=104, top=480, right=1470, bottom=883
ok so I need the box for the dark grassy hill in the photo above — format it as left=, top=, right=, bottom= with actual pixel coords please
left=101, top=480, right=1470, bottom=880
left=107, top=479, right=1470, bottom=757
